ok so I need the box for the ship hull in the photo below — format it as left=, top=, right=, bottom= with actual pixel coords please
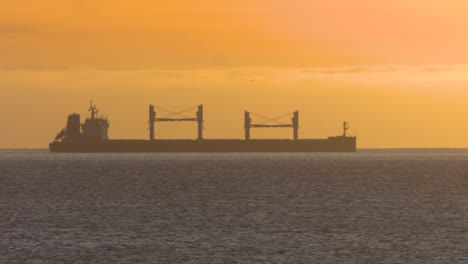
left=49, top=138, right=356, bottom=153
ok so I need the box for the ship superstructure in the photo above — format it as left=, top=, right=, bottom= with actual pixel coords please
left=54, top=101, right=109, bottom=143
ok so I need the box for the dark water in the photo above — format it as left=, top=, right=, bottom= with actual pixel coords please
left=0, top=150, right=467, bottom=263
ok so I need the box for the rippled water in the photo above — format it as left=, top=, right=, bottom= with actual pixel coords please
left=0, top=150, right=467, bottom=263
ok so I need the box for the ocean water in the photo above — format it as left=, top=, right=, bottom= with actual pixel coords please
left=0, top=150, right=467, bottom=264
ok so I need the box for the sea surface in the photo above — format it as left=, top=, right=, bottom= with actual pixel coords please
left=0, top=150, right=467, bottom=263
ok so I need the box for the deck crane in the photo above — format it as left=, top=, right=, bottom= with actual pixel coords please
left=244, top=111, right=299, bottom=140
left=149, top=104, right=204, bottom=141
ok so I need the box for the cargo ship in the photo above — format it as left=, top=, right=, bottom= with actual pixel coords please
left=49, top=102, right=356, bottom=152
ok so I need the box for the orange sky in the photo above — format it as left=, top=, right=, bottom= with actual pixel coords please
left=2, top=0, right=468, bottom=148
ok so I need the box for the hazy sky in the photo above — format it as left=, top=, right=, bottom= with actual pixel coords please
left=2, top=0, right=468, bottom=148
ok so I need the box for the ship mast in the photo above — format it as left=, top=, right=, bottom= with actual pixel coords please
left=343, top=121, right=349, bottom=137
left=89, top=100, right=98, bottom=120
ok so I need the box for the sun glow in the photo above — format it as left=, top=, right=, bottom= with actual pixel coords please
left=2, top=0, right=468, bottom=148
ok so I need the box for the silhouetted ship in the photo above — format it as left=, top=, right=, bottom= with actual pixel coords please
left=49, top=102, right=356, bottom=152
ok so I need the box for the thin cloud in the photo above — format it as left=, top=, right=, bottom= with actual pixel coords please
left=301, top=64, right=468, bottom=75
left=2, top=64, right=468, bottom=90
left=0, top=23, right=39, bottom=35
